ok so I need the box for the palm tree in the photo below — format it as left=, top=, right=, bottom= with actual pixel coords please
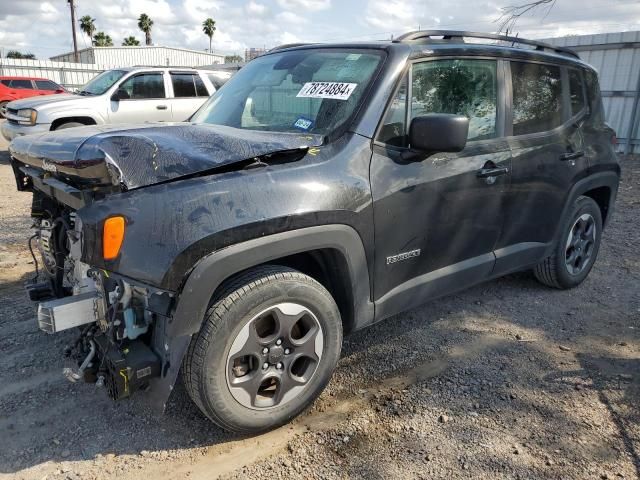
left=138, top=13, right=154, bottom=46
left=79, top=15, right=96, bottom=46
left=122, top=36, right=140, bottom=46
left=93, top=32, right=113, bottom=47
left=202, top=18, right=216, bottom=53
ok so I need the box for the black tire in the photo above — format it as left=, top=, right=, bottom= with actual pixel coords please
left=182, top=265, right=342, bottom=433
left=534, top=196, right=603, bottom=289
left=0, top=101, right=9, bottom=119
left=54, top=121, right=85, bottom=130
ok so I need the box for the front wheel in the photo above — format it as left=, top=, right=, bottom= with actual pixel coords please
left=534, top=196, right=603, bottom=289
left=182, top=265, right=342, bottom=433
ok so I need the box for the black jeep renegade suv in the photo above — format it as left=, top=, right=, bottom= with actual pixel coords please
left=10, top=31, right=619, bottom=433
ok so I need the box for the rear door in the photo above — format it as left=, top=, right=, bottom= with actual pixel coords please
left=108, top=71, right=172, bottom=124
left=168, top=71, right=211, bottom=121
left=493, top=61, right=589, bottom=275
left=371, top=57, right=512, bottom=320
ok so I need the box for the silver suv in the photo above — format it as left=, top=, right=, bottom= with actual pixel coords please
left=1, top=67, right=222, bottom=141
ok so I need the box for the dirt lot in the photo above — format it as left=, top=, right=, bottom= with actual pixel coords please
left=0, top=125, right=638, bottom=480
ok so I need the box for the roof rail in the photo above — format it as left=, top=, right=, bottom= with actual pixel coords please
left=393, top=30, right=580, bottom=59
left=130, top=65, right=202, bottom=69
left=269, top=43, right=314, bottom=52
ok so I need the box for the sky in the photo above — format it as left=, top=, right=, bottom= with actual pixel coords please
left=1, top=0, right=640, bottom=59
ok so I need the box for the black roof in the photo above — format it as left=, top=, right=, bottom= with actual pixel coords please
left=268, top=30, right=586, bottom=67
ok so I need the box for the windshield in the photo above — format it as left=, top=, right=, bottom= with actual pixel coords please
left=79, top=69, right=127, bottom=95
left=191, top=49, right=384, bottom=136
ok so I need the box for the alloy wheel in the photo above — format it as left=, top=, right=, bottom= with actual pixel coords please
left=565, top=213, right=596, bottom=275
left=226, top=302, right=324, bottom=409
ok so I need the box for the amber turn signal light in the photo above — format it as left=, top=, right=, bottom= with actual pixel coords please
left=103, top=216, right=125, bottom=260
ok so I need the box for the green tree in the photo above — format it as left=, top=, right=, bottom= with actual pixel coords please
left=93, top=32, right=113, bottom=47
left=79, top=15, right=96, bottom=45
left=6, top=50, right=36, bottom=59
left=122, top=36, right=140, bottom=46
left=202, top=18, right=216, bottom=53
left=224, top=54, right=243, bottom=63
left=138, top=13, right=154, bottom=46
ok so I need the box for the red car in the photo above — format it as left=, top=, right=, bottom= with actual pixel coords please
left=0, top=76, right=65, bottom=118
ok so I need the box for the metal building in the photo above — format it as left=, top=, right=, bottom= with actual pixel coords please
left=544, top=31, right=640, bottom=154
left=50, top=46, right=224, bottom=68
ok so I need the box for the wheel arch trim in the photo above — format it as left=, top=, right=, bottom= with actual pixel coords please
left=567, top=171, right=619, bottom=227
left=169, top=224, right=374, bottom=339
left=550, top=171, right=619, bottom=257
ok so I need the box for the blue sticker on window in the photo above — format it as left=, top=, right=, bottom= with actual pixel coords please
left=293, top=117, right=314, bottom=131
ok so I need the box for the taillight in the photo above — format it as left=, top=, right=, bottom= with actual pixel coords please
left=103, top=216, right=125, bottom=260
left=611, top=134, right=618, bottom=146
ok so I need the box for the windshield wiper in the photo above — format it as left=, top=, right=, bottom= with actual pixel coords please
left=76, top=90, right=95, bottom=96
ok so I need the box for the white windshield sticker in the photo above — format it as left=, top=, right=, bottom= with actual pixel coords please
left=296, top=82, right=358, bottom=100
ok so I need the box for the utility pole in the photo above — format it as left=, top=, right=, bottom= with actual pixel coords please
left=68, top=0, right=79, bottom=63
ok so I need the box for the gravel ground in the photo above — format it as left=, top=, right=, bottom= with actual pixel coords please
left=0, top=123, right=638, bottom=480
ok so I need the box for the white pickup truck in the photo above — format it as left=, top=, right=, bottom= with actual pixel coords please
left=1, top=67, right=230, bottom=141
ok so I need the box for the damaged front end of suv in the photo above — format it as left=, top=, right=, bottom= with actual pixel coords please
left=10, top=123, right=321, bottom=408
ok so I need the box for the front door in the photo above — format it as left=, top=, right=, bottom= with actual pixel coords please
left=109, top=72, right=172, bottom=124
left=371, top=58, right=511, bottom=320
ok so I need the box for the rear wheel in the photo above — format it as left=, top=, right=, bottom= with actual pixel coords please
left=182, top=265, right=342, bottom=433
left=534, top=196, right=602, bottom=289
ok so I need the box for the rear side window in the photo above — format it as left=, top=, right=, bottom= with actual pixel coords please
left=119, top=73, right=165, bottom=99
left=171, top=73, right=209, bottom=97
left=511, top=62, right=563, bottom=135
left=0, top=80, right=10, bottom=87
left=411, top=59, right=498, bottom=141
left=35, top=80, right=61, bottom=91
left=568, top=69, right=586, bottom=116
left=10, top=79, right=33, bottom=89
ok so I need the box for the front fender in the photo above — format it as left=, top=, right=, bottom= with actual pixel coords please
left=147, top=224, right=374, bottom=412
left=43, top=109, right=105, bottom=125
left=171, top=224, right=374, bottom=338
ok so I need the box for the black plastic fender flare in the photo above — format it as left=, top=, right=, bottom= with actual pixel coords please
left=170, top=223, right=374, bottom=338
left=546, top=170, right=619, bottom=257
left=148, top=224, right=374, bottom=412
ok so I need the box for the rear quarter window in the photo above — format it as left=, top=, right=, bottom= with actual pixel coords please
left=568, top=69, right=586, bottom=116
left=584, top=69, right=605, bottom=124
left=511, top=62, right=563, bottom=136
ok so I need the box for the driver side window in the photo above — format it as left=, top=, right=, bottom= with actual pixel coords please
left=377, top=58, right=498, bottom=146
left=118, top=73, right=165, bottom=100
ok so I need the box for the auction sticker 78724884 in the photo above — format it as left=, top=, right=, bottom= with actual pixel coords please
left=296, top=82, right=358, bottom=100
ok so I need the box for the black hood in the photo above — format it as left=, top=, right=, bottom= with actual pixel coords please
left=9, top=123, right=323, bottom=190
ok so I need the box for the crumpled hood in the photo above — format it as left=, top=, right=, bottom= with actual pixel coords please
left=9, top=122, right=323, bottom=190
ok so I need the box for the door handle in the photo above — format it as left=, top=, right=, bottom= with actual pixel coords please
left=156, top=105, right=168, bottom=110
left=559, top=150, right=584, bottom=161
left=476, top=166, right=509, bottom=178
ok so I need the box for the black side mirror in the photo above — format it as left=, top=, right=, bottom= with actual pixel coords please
left=111, top=89, right=129, bottom=101
left=408, top=114, right=469, bottom=153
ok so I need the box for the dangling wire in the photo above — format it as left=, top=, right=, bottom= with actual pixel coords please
left=27, top=234, right=40, bottom=283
